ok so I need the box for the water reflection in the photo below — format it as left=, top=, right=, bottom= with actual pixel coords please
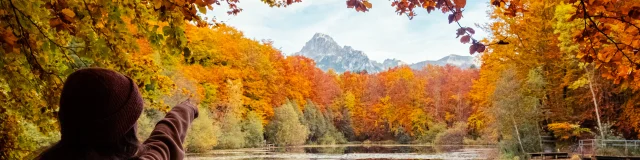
left=188, top=145, right=496, bottom=160
left=284, top=145, right=466, bottom=154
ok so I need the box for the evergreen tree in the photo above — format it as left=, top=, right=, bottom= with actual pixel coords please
left=338, top=108, right=356, bottom=141
left=303, top=101, right=326, bottom=143
left=302, top=101, right=346, bottom=144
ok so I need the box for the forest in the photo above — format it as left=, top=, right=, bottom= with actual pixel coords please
left=1, top=0, right=640, bottom=159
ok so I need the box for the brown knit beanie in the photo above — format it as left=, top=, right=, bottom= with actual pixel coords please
left=58, top=68, right=144, bottom=146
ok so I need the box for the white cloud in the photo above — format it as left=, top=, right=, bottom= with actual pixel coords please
left=206, top=1, right=492, bottom=64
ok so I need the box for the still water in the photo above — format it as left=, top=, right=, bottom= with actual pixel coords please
left=187, top=144, right=498, bottom=160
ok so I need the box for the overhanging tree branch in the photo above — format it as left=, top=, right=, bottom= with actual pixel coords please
left=580, top=0, right=639, bottom=66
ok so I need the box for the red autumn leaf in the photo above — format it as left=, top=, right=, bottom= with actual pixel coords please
left=455, top=12, right=462, bottom=22
left=476, top=44, right=486, bottom=53
left=436, top=0, right=444, bottom=9
left=491, top=0, right=501, bottom=6
left=469, top=44, right=477, bottom=55
left=465, top=27, right=475, bottom=34
left=460, top=35, right=471, bottom=44
left=629, top=7, right=640, bottom=19
left=448, top=14, right=454, bottom=24
left=454, top=0, right=466, bottom=9
left=456, top=29, right=465, bottom=38
left=0, top=28, right=18, bottom=47
left=49, top=18, right=63, bottom=28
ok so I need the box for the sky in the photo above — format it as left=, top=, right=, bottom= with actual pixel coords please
left=205, top=0, right=493, bottom=64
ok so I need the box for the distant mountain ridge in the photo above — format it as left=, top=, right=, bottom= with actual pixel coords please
left=408, top=54, right=476, bottom=70
left=296, top=33, right=477, bottom=73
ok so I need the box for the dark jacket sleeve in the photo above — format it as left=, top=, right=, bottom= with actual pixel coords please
left=133, top=101, right=198, bottom=160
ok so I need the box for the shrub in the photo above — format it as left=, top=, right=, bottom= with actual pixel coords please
left=185, top=107, right=220, bottom=153
left=136, top=108, right=165, bottom=141
left=597, top=147, right=624, bottom=156
left=396, top=127, right=412, bottom=144
left=417, top=122, right=447, bottom=143
left=463, top=137, right=496, bottom=145
left=547, top=122, right=591, bottom=140
left=434, top=122, right=467, bottom=145
left=318, top=133, right=339, bottom=145
left=217, top=111, right=245, bottom=149
left=317, top=129, right=347, bottom=145
left=15, top=118, right=60, bottom=159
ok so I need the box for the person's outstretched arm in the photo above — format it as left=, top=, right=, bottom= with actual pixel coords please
left=134, top=100, right=199, bottom=160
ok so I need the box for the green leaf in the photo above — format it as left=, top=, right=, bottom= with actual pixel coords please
left=162, top=26, right=172, bottom=36
left=41, top=40, right=50, bottom=52
left=63, top=68, right=75, bottom=75
left=152, top=25, right=160, bottom=33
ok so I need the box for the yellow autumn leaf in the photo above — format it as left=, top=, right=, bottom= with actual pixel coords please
left=576, top=51, right=586, bottom=59
left=363, top=1, right=372, bottom=9
left=175, top=0, right=185, bottom=6
left=96, top=22, right=104, bottom=29
left=154, top=0, right=163, bottom=9
left=61, top=9, right=75, bottom=18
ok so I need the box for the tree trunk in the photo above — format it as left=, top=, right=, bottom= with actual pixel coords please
left=531, top=97, right=544, bottom=152
left=511, top=115, right=525, bottom=153
left=536, top=123, right=543, bottom=151
left=586, top=65, right=605, bottom=139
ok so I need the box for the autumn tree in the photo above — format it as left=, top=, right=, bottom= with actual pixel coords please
left=242, top=111, right=265, bottom=148
left=12, top=0, right=640, bottom=157
left=217, top=80, right=245, bottom=149
left=186, top=107, right=220, bottom=153
left=490, top=68, right=541, bottom=155
left=0, top=0, right=294, bottom=157
left=266, top=100, right=310, bottom=146
left=312, top=69, right=342, bottom=109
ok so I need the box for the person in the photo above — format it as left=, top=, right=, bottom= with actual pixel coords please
left=37, top=68, right=199, bottom=160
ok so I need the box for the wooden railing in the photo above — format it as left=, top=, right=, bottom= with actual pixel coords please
left=579, top=139, right=640, bottom=157
left=262, top=140, right=275, bottom=150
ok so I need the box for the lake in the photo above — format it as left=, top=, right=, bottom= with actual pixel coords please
left=187, top=144, right=498, bottom=160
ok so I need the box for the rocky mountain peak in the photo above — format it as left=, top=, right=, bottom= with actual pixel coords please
left=297, top=33, right=477, bottom=73
left=298, top=33, right=381, bottom=73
